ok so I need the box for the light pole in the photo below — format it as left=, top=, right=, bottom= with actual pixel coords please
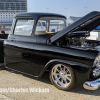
left=46, top=8, right=49, bottom=12
left=65, top=8, right=68, bottom=18
left=84, top=7, right=88, bottom=14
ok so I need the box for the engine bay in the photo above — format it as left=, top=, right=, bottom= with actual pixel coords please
left=55, top=31, right=100, bottom=49
left=66, top=36, right=99, bottom=48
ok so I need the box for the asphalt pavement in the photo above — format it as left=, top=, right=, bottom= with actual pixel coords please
left=0, top=69, right=100, bottom=100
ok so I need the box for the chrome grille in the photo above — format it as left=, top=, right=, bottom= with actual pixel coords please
left=93, top=54, right=100, bottom=68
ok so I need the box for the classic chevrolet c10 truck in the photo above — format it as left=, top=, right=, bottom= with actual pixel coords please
left=1, top=11, right=100, bottom=91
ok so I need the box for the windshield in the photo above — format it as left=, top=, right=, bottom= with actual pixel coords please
left=49, top=20, right=65, bottom=32
left=25, top=22, right=33, bottom=25
left=35, top=17, right=67, bottom=35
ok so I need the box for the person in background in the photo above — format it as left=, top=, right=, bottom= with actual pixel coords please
left=1, top=31, right=5, bottom=34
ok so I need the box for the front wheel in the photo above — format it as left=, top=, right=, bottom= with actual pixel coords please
left=49, top=64, right=76, bottom=90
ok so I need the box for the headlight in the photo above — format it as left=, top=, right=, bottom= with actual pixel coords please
left=93, top=55, right=100, bottom=68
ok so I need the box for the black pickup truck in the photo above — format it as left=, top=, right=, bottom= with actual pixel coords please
left=1, top=11, right=100, bottom=91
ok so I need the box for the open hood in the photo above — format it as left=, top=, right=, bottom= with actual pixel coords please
left=50, top=11, right=100, bottom=43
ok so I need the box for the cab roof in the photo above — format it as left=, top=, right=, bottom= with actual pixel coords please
left=14, top=12, right=66, bottom=19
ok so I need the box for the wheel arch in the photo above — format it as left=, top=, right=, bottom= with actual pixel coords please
left=38, top=59, right=91, bottom=85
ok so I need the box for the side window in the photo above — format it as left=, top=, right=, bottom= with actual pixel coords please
left=14, top=19, right=34, bottom=36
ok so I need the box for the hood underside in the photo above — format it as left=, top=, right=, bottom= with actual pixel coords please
left=51, top=11, right=100, bottom=43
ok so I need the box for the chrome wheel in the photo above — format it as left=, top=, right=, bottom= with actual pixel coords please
left=51, top=64, right=72, bottom=88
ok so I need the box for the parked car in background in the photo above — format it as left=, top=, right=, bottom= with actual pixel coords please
left=86, top=30, right=100, bottom=40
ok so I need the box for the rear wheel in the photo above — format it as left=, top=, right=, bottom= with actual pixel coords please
left=49, top=64, right=75, bottom=90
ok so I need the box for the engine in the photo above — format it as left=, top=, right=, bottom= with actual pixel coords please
left=66, top=36, right=90, bottom=48
left=54, top=31, right=99, bottom=48
left=65, top=31, right=99, bottom=48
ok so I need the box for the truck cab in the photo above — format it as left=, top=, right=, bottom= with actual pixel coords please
left=4, top=12, right=67, bottom=76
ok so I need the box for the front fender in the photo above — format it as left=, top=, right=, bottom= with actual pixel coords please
left=38, top=59, right=91, bottom=85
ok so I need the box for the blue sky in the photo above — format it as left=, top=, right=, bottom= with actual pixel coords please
left=27, top=0, right=100, bottom=18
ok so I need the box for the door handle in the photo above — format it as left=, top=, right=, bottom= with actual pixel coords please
left=10, top=38, right=15, bottom=39
left=9, top=37, right=15, bottom=39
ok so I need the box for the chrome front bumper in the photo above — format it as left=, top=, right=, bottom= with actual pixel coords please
left=83, top=68, right=100, bottom=90
left=83, top=78, right=100, bottom=90
left=83, top=54, right=100, bottom=90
